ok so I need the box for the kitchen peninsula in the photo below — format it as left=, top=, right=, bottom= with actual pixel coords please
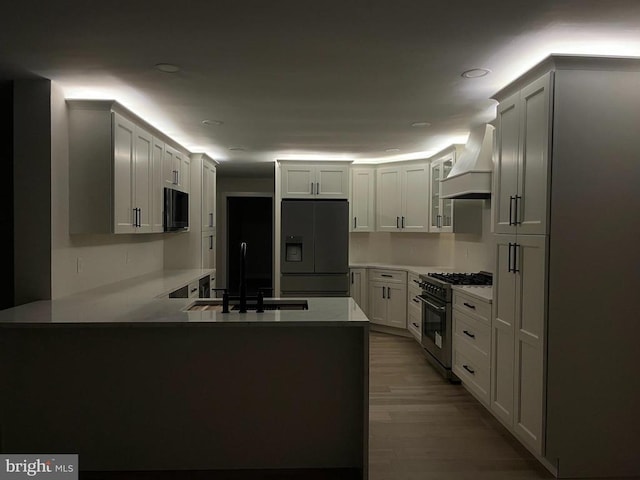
left=0, top=270, right=369, bottom=479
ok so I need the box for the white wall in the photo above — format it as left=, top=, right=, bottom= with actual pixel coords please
left=349, top=200, right=493, bottom=272
left=50, top=83, right=164, bottom=298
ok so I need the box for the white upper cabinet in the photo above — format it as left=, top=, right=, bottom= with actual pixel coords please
left=202, top=157, right=217, bottom=233
left=164, top=144, right=191, bottom=193
left=68, top=100, right=191, bottom=235
left=376, top=163, right=429, bottom=232
left=429, top=153, right=456, bottom=233
left=280, top=162, right=350, bottom=199
left=151, top=138, right=165, bottom=233
left=112, top=113, right=152, bottom=234
left=350, top=167, right=375, bottom=232
left=494, top=72, right=552, bottom=235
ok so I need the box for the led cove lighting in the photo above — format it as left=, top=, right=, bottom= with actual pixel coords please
left=461, top=68, right=491, bottom=78
left=385, top=148, right=401, bottom=152
left=155, top=63, right=180, bottom=73
left=411, top=122, right=431, bottom=127
left=229, top=146, right=246, bottom=151
left=202, top=119, right=224, bottom=126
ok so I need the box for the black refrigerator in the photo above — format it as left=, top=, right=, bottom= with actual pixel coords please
left=280, top=199, right=349, bottom=297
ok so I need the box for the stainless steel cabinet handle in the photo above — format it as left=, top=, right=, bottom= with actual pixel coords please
left=310, top=182, right=314, bottom=194
left=507, top=242, right=513, bottom=273
left=382, top=287, right=386, bottom=299
left=509, top=196, right=515, bottom=226
left=396, top=216, right=400, bottom=228
left=387, top=287, right=391, bottom=299
left=353, top=217, right=357, bottom=229
left=417, top=295, right=446, bottom=312
left=463, top=330, right=475, bottom=339
left=381, top=274, right=393, bottom=278
left=209, top=235, right=213, bottom=250
left=316, top=182, right=320, bottom=195
left=463, top=302, right=476, bottom=310
left=463, top=364, right=475, bottom=375
left=515, top=195, right=522, bottom=225
left=401, top=216, right=405, bottom=228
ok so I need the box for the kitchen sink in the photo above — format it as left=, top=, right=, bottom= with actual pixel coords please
left=186, top=299, right=308, bottom=312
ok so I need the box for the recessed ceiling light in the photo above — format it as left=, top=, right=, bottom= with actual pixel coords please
left=411, top=121, right=431, bottom=128
left=229, top=146, right=246, bottom=151
left=202, top=119, right=224, bottom=126
left=154, top=63, right=181, bottom=73
left=385, top=148, right=401, bottom=153
left=461, top=68, right=491, bottom=78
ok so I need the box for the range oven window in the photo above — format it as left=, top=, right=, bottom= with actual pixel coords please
left=420, top=294, right=447, bottom=351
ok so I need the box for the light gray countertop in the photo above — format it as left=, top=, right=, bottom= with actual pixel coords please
left=452, top=285, right=493, bottom=303
left=0, top=269, right=368, bottom=326
left=349, top=263, right=456, bottom=276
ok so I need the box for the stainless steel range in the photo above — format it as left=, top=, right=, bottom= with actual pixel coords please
left=418, top=271, right=492, bottom=381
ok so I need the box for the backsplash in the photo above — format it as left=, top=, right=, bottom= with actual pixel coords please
left=349, top=201, right=494, bottom=272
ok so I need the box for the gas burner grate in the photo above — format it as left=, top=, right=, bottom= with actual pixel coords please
left=427, top=272, right=492, bottom=286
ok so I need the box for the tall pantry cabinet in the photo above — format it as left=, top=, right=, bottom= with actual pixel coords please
left=491, top=56, right=640, bottom=478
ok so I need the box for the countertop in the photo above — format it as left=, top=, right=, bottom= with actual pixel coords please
left=452, top=285, right=493, bottom=303
left=349, top=263, right=457, bottom=276
left=0, top=269, right=368, bottom=326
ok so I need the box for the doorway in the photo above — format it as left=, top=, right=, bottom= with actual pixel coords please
left=226, top=196, right=273, bottom=297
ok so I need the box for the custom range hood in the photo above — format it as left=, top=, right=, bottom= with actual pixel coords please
left=440, top=124, right=494, bottom=199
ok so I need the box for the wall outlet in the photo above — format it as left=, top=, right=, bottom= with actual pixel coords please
left=76, top=257, right=84, bottom=273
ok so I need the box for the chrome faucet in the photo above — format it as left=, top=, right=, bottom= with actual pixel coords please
left=238, top=242, right=247, bottom=313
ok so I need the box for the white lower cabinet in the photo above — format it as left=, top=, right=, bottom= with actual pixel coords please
left=406, top=272, right=422, bottom=341
left=368, top=269, right=407, bottom=329
left=492, top=234, right=546, bottom=455
left=349, top=268, right=368, bottom=315
left=452, top=290, right=492, bottom=406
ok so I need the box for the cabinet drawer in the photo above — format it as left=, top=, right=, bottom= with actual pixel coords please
left=453, top=342, right=490, bottom=405
left=407, top=272, right=422, bottom=290
left=407, top=286, right=422, bottom=309
left=454, top=310, right=490, bottom=356
left=188, top=281, right=199, bottom=298
left=369, top=269, right=406, bottom=284
left=453, top=292, right=491, bottom=324
left=407, top=307, right=422, bottom=341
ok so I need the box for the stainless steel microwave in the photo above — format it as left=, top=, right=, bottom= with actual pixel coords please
left=164, top=187, right=189, bottom=231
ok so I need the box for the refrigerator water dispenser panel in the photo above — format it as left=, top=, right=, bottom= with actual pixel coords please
left=285, top=236, right=303, bottom=262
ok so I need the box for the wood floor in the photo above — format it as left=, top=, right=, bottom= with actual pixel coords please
left=368, top=331, right=553, bottom=480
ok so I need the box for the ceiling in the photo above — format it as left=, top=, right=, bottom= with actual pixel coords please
left=2, top=0, right=640, bottom=176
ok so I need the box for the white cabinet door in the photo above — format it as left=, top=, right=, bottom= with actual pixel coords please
left=491, top=234, right=517, bottom=425
left=386, top=283, right=407, bottom=329
left=351, top=168, right=375, bottom=232
left=401, top=163, right=429, bottom=232
left=517, top=73, right=552, bottom=236
left=202, top=159, right=216, bottom=232
left=429, top=161, right=442, bottom=231
left=495, top=72, right=552, bottom=236
left=163, top=144, right=178, bottom=188
left=179, top=154, right=190, bottom=193
left=281, top=164, right=315, bottom=198
left=513, top=234, right=546, bottom=454
left=316, top=164, right=349, bottom=198
left=494, top=92, right=520, bottom=235
left=368, top=282, right=388, bottom=325
left=376, top=167, right=402, bottom=231
left=440, top=157, right=454, bottom=231
left=113, top=113, right=136, bottom=234
left=202, top=232, right=216, bottom=269
left=133, top=127, right=153, bottom=233
left=151, top=138, right=165, bottom=233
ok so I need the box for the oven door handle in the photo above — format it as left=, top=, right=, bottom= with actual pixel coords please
left=417, top=296, right=446, bottom=312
